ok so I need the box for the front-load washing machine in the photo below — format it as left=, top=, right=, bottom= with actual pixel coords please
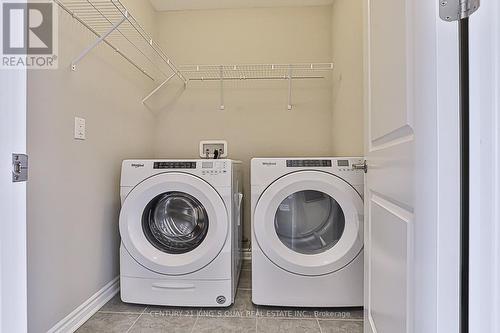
left=119, top=159, right=243, bottom=307
left=251, top=157, right=364, bottom=307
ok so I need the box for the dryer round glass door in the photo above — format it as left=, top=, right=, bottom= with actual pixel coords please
left=253, top=171, right=363, bottom=276
left=143, top=192, right=209, bottom=254
left=274, top=190, right=345, bottom=255
left=120, top=172, right=228, bottom=276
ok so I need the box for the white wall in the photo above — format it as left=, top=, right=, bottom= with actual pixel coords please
left=26, top=1, right=157, bottom=332
left=25, top=3, right=365, bottom=331
left=331, top=0, right=364, bottom=156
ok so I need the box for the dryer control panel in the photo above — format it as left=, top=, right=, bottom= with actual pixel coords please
left=286, top=160, right=332, bottom=168
left=286, top=159, right=354, bottom=172
left=251, top=157, right=365, bottom=188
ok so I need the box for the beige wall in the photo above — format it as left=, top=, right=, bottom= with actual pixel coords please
left=26, top=3, right=364, bottom=331
left=26, top=1, right=157, bottom=332
left=153, top=6, right=335, bottom=243
left=331, top=0, right=364, bottom=156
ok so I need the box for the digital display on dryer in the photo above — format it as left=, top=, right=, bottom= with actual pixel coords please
left=286, top=160, right=332, bottom=167
left=153, top=162, right=197, bottom=169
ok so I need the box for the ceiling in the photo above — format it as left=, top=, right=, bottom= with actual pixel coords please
left=149, top=0, right=334, bottom=11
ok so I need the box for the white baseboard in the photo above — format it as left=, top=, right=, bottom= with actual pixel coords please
left=47, top=277, right=119, bottom=333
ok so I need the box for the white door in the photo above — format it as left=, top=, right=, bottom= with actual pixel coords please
left=0, top=68, right=28, bottom=331
left=364, top=0, right=460, bottom=332
left=253, top=171, right=363, bottom=276
left=119, top=173, right=229, bottom=275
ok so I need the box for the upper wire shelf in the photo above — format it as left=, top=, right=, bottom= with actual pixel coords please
left=179, top=63, right=334, bottom=81
left=53, top=1, right=333, bottom=109
left=177, top=63, right=334, bottom=110
left=53, top=0, right=186, bottom=84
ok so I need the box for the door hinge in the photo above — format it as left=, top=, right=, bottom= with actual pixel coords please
left=352, top=161, right=368, bottom=174
left=12, top=153, right=28, bottom=183
left=440, top=0, right=480, bottom=22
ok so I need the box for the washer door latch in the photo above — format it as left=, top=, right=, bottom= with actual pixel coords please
left=352, top=161, right=368, bottom=174
left=12, top=153, right=28, bottom=182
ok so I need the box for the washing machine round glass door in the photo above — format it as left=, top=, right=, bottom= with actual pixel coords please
left=120, top=172, right=228, bottom=275
left=253, top=170, right=363, bottom=276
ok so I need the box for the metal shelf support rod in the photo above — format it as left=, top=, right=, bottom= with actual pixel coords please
left=219, top=65, right=225, bottom=110
left=142, top=73, right=176, bottom=104
left=53, top=0, right=154, bottom=80
left=287, top=65, right=293, bottom=111
left=71, top=11, right=129, bottom=71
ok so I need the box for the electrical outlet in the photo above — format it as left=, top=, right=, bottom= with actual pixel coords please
left=74, top=117, right=86, bottom=140
left=199, top=140, right=228, bottom=158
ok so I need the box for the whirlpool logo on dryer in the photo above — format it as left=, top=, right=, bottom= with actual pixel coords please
left=131, top=163, right=145, bottom=168
left=262, top=162, right=277, bottom=166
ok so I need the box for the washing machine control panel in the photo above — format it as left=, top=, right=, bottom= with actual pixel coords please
left=151, top=161, right=229, bottom=176
left=153, top=161, right=197, bottom=169
left=201, top=161, right=228, bottom=176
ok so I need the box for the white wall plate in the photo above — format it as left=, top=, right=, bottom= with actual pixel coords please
left=199, top=140, right=228, bottom=158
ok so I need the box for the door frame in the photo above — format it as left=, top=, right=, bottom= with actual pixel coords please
left=435, top=7, right=461, bottom=333
left=0, top=67, right=28, bottom=332
left=469, top=1, right=500, bottom=331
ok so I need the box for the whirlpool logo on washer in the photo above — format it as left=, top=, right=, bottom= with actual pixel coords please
left=131, top=163, right=145, bottom=168
left=261, top=162, right=278, bottom=166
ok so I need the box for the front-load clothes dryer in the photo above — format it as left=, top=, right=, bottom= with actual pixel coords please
left=251, top=157, right=364, bottom=307
left=119, top=159, right=243, bottom=307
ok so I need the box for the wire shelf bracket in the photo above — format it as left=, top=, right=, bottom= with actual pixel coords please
left=71, top=11, right=128, bottom=71
left=287, top=65, right=293, bottom=111
left=54, top=0, right=187, bottom=95
left=219, top=65, right=225, bottom=110
left=141, top=73, right=176, bottom=104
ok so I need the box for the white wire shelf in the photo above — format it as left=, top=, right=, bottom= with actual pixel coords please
left=174, top=63, right=334, bottom=110
left=179, top=63, right=334, bottom=81
left=53, top=0, right=333, bottom=108
left=53, top=0, right=186, bottom=84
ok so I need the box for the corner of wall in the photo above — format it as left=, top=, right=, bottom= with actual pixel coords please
left=330, top=0, right=364, bottom=157
left=27, top=1, right=159, bottom=331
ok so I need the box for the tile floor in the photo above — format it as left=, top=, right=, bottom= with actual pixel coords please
left=77, top=261, right=363, bottom=333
